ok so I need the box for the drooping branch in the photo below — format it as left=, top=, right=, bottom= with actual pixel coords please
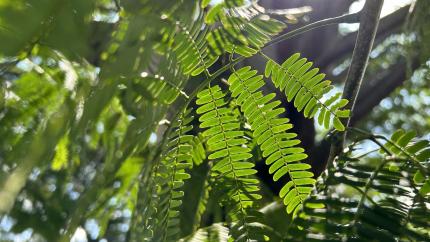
left=326, top=0, right=384, bottom=167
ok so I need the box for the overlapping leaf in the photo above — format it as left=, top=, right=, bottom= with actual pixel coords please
left=381, top=129, right=430, bottom=195
left=204, top=3, right=286, bottom=57
left=196, top=85, right=273, bottom=241
left=129, top=54, right=188, bottom=105
left=288, top=130, right=430, bottom=241
left=265, top=53, right=350, bottom=131
left=228, top=66, right=316, bottom=215
left=134, top=109, right=194, bottom=241
left=382, top=129, right=430, bottom=163
left=153, top=109, right=195, bottom=241
left=169, top=14, right=218, bottom=76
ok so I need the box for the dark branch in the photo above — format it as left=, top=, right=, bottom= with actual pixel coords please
left=319, top=5, right=410, bottom=74
left=311, top=57, right=419, bottom=177
left=326, top=0, right=384, bottom=168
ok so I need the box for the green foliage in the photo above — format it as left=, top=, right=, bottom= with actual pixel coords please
left=381, top=129, right=430, bottom=196
left=153, top=109, right=194, bottom=241
left=228, top=66, right=315, bottom=215
left=196, top=86, right=271, bottom=241
left=51, top=134, right=70, bottom=171
left=287, top=130, right=430, bottom=241
left=1, top=0, right=428, bottom=241
left=382, top=129, right=430, bottom=163
left=181, top=223, right=229, bottom=242
left=0, top=0, right=93, bottom=57
left=170, top=13, right=219, bottom=76
left=265, top=53, right=350, bottom=131
left=205, top=3, right=286, bottom=57
left=129, top=55, right=189, bottom=105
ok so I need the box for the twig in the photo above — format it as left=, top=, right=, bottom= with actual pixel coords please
left=350, top=157, right=390, bottom=232
left=348, top=127, right=428, bottom=176
left=265, top=12, right=360, bottom=48
left=326, top=0, right=384, bottom=169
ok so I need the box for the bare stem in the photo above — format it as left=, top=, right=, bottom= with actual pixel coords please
left=326, top=0, right=384, bottom=169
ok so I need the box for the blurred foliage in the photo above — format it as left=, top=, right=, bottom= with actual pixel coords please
left=288, top=128, right=430, bottom=241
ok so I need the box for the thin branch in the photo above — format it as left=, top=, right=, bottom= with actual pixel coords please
left=348, top=184, right=379, bottom=207
left=350, top=157, right=390, bottom=231
left=352, top=148, right=380, bottom=159
left=265, top=12, right=360, bottom=49
left=348, top=127, right=428, bottom=176
left=326, top=0, right=384, bottom=169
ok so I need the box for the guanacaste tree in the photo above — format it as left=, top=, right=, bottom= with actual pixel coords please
left=0, top=0, right=429, bottom=241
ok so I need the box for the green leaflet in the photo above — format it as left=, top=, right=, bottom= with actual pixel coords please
left=264, top=53, right=350, bottom=131
left=382, top=129, right=430, bottom=163
left=420, top=180, right=430, bottom=196
left=287, top=130, right=430, bottom=241
left=204, top=2, right=286, bottom=57
left=171, top=14, right=218, bottom=76
left=130, top=55, right=188, bottom=104
left=150, top=108, right=194, bottom=242
left=227, top=66, right=316, bottom=215
left=51, top=134, right=70, bottom=171
left=196, top=85, right=276, bottom=241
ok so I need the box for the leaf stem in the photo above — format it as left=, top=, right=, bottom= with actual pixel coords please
left=350, top=157, right=390, bottom=235
left=264, top=12, right=360, bottom=49
left=348, top=127, right=428, bottom=176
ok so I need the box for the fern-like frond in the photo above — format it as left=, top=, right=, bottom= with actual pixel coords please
left=293, top=190, right=424, bottom=241
left=196, top=85, right=259, bottom=203
left=382, top=129, right=430, bottom=162
left=381, top=129, right=429, bottom=196
left=292, top=169, right=429, bottom=241
left=169, top=14, right=218, bottom=76
left=180, top=223, right=230, bottom=242
left=207, top=15, right=285, bottom=57
left=196, top=85, right=273, bottom=241
left=205, top=3, right=286, bottom=57
left=153, top=108, right=195, bottom=241
left=288, top=130, right=430, bottom=241
left=132, top=108, right=194, bottom=241
left=264, top=53, right=350, bottom=131
left=228, top=66, right=316, bottom=215
left=229, top=210, right=282, bottom=242
left=132, top=54, right=188, bottom=104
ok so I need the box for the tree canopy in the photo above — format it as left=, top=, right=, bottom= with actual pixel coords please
left=0, top=0, right=429, bottom=241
